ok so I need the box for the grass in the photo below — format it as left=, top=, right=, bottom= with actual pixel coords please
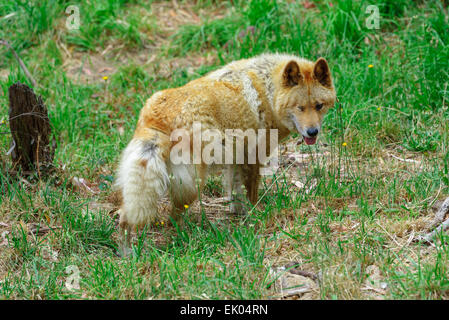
left=0, top=0, right=449, bottom=299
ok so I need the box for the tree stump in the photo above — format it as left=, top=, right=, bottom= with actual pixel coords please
left=8, top=82, right=54, bottom=174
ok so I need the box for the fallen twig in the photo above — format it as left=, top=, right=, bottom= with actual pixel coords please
left=416, top=218, right=449, bottom=244
left=361, top=286, right=387, bottom=295
left=200, top=197, right=230, bottom=208
left=285, top=262, right=318, bottom=280
left=428, top=196, right=449, bottom=230
left=388, top=153, right=421, bottom=165
left=72, top=177, right=100, bottom=194
left=415, top=196, right=449, bottom=244
left=269, top=265, right=317, bottom=298
left=29, top=225, right=62, bottom=236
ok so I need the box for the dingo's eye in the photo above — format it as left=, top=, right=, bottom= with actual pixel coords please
left=316, top=103, right=323, bottom=111
left=298, top=106, right=305, bottom=112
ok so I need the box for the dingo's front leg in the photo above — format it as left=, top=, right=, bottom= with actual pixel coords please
left=118, top=212, right=133, bottom=257
left=243, top=163, right=260, bottom=206
left=225, top=165, right=247, bottom=215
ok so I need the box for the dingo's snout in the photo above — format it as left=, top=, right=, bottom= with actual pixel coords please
left=306, top=127, right=319, bottom=137
left=303, top=127, right=320, bottom=145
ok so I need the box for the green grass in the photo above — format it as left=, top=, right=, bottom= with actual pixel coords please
left=1, top=0, right=449, bottom=299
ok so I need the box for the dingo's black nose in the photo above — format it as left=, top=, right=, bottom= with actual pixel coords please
left=307, top=128, right=319, bottom=137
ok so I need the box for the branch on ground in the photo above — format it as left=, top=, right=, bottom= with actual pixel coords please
left=415, top=196, right=449, bottom=245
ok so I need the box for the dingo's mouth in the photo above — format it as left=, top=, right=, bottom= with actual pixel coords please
left=290, top=114, right=319, bottom=145
left=303, top=136, right=317, bottom=145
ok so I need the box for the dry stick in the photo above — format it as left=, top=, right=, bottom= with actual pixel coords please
left=29, top=226, right=62, bottom=236
left=285, top=262, right=318, bottom=280
left=416, top=196, right=449, bottom=244
left=421, top=218, right=449, bottom=244
left=0, top=39, right=37, bottom=88
left=428, top=196, right=449, bottom=230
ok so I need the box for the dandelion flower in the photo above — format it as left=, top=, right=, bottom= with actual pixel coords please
left=377, top=107, right=382, bottom=111
left=184, top=204, right=189, bottom=209
left=161, top=221, right=164, bottom=226
left=102, top=76, right=109, bottom=81
left=368, top=64, right=374, bottom=68
left=342, top=142, right=347, bottom=147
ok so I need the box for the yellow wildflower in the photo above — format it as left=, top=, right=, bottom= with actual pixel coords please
left=102, top=76, right=109, bottom=81
left=368, top=64, right=374, bottom=68
left=184, top=204, right=189, bottom=209
left=342, top=142, right=347, bottom=147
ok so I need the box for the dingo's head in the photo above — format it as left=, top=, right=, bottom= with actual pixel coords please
left=275, top=57, right=336, bottom=145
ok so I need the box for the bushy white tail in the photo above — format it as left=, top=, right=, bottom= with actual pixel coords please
left=116, top=138, right=169, bottom=228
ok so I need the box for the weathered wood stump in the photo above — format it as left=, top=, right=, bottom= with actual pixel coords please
left=8, top=82, right=54, bottom=174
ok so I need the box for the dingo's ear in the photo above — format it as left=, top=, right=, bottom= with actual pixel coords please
left=313, top=58, right=332, bottom=88
left=283, top=60, right=301, bottom=87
